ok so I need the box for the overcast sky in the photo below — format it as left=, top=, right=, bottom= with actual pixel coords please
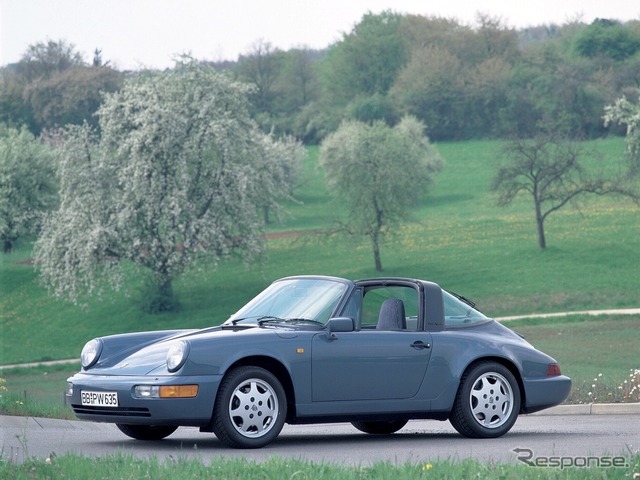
left=1, top=0, right=639, bottom=70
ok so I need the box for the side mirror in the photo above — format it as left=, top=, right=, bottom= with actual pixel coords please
left=325, top=317, right=354, bottom=339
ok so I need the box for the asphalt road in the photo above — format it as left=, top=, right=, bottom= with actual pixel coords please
left=2, top=413, right=638, bottom=467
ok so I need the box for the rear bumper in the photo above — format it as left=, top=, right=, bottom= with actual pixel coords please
left=66, top=372, right=222, bottom=426
left=521, top=375, right=572, bottom=414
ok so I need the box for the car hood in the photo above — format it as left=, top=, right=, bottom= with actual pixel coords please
left=86, top=324, right=303, bottom=376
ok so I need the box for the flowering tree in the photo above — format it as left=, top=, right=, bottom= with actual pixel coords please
left=604, top=94, right=640, bottom=174
left=0, top=126, right=56, bottom=253
left=319, top=116, right=442, bottom=271
left=34, top=62, right=304, bottom=311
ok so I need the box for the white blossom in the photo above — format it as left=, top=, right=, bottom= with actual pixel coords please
left=34, top=61, right=304, bottom=310
left=319, top=116, right=442, bottom=271
left=0, top=126, right=56, bottom=252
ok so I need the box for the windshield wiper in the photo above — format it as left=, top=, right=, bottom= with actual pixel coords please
left=256, top=316, right=285, bottom=325
left=225, top=317, right=256, bottom=326
left=226, top=315, right=285, bottom=326
left=257, top=317, right=325, bottom=328
left=285, top=318, right=325, bottom=327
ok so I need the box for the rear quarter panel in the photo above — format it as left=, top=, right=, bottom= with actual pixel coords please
left=422, top=322, right=556, bottom=411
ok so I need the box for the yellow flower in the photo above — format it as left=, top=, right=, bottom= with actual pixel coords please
left=422, top=463, right=433, bottom=471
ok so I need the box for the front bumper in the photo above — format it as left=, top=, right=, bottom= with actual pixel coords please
left=66, top=372, right=223, bottom=426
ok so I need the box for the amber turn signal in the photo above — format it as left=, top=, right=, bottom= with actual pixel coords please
left=159, top=385, right=199, bottom=398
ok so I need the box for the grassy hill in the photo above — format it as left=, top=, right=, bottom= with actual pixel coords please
left=1, top=138, right=638, bottom=365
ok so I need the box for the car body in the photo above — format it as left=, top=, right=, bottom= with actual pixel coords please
left=66, top=275, right=571, bottom=448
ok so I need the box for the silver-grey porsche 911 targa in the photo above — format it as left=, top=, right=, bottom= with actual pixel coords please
left=66, top=275, right=571, bottom=448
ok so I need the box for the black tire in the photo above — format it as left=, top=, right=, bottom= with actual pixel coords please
left=449, top=361, right=521, bottom=438
left=212, top=366, right=287, bottom=448
left=351, top=420, right=408, bottom=435
left=116, top=424, right=177, bottom=440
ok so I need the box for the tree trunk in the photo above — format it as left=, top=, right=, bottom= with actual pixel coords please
left=145, top=272, right=180, bottom=313
left=372, top=236, right=382, bottom=271
left=158, top=275, right=174, bottom=301
left=263, top=205, right=270, bottom=225
left=371, top=225, right=383, bottom=271
left=535, top=201, right=547, bottom=249
left=371, top=202, right=384, bottom=271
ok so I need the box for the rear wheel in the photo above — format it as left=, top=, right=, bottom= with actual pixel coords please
left=449, top=361, right=520, bottom=438
left=212, top=366, right=286, bottom=448
left=351, top=420, right=408, bottom=435
left=116, top=424, right=177, bottom=440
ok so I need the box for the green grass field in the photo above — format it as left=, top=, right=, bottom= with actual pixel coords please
left=1, top=137, right=638, bottom=420
left=1, top=137, right=638, bottom=367
left=0, top=139, right=639, bottom=477
left=507, top=316, right=640, bottom=403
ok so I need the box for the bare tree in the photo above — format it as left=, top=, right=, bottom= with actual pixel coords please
left=491, top=134, right=630, bottom=249
left=235, top=39, right=283, bottom=113
left=18, top=39, right=85, bottom=81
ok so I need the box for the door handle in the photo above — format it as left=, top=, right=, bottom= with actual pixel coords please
left=410, top=341, right=431, bottom=350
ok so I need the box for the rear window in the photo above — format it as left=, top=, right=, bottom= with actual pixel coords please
left=443, top=290, right=489, bottom=328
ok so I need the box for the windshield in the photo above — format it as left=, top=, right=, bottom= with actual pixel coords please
left=227, top=277, right=348, bottom=325
left=443, top=290, right=488, bottom=327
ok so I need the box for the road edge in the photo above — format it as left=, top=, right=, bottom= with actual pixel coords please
left=531, top=402, right=640, bottom=416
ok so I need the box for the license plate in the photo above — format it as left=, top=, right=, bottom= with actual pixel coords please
left=81, top=390, right=119, bottom=407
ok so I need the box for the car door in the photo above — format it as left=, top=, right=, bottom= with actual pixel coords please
left=311, top=283, right=432, bottom=402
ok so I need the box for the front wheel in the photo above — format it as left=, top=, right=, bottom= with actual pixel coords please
left=351, top=419, right=408, bottom=435
left=449, top=362, right=521, bottom=438
left=116, top=424, right=177, bottom=440
left=212, top=366, right=287, bottom=448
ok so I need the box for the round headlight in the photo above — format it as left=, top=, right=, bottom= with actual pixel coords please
left=166, top=341, right=189, bottom=372
left=81, top=338, right=103, bottom=369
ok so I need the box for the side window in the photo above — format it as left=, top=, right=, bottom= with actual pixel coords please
left=362, top=286, right=419, bottom=331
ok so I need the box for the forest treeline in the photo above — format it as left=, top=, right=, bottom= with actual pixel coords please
left=2, top=12, right=640, bottom=143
